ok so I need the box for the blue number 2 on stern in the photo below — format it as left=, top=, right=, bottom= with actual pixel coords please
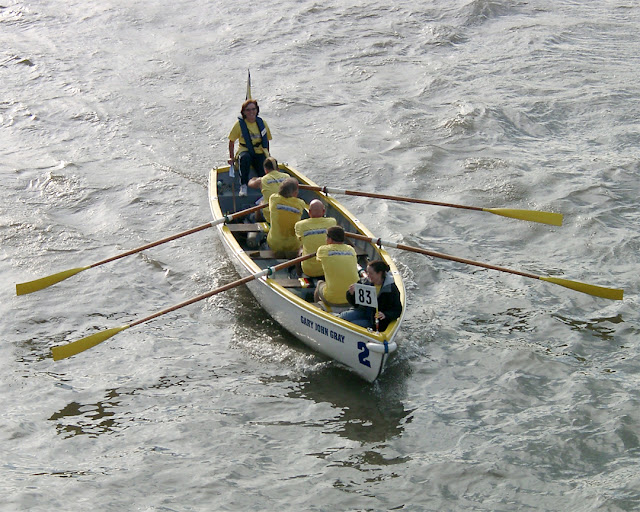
left=357, top=341, right=371, bottom=367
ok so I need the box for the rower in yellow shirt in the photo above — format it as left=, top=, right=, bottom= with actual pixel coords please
left=294, top=199, right=336, bottom=277
left=267, top=178, right=308, bottom=256
left=248, top=157, right=289, bottom=223
left=314, top=225, right=359, bottom=310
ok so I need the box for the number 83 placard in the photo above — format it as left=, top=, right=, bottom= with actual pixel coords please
left=353, top=283, right=378, bottom=309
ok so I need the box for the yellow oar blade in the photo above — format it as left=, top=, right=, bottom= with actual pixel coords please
left=51, top=325, right=130, bottom=361
left=16, top=266, right=91, bottom=296
left=541, top=277, right=623, bottom=300
left=484, top=208, right=563, bottom=226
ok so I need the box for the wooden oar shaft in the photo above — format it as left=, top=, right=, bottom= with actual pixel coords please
left=90, top=222, right=213, bottom=268
left=346, top=232, right=623, bottom=300
left=128, top=252, right=313, bottom=328
left=52, top=253, right=315, bottom=361
left=90, top=203, right=266, bottom=268
left=345, top=232, right=538, bottom=279
left=300, top=185, right=482, bottom=211
left=300, top=185, right=563, bottom=225
left=16, top=204, right=267, bottom=295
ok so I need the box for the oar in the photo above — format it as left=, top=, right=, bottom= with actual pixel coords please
left=345, top=232, right=623, bottom=300
left=300, top=185, right=563, bottom=226
left=16, top=204, right=267, bottom=296
left=51, top=253, right=314, bottom=361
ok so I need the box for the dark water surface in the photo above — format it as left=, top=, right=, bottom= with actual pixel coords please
left=2, top=1, right=639, bottom=510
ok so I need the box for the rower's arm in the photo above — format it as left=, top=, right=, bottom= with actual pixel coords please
left=228, top=140, right=235, bottom=163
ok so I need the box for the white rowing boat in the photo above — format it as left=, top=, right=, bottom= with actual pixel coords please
left=208, top=163, right=405, bottom=382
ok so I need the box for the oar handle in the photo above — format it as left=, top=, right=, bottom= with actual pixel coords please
left=90, top=204, right=267, bottom=268
left=300, top=184, right=483, bottom=211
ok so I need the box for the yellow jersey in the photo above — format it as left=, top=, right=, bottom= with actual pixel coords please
left=294, top=217, right=337, bottom=277
left=316, top=243, right=359, bottom=304
left=267, top=194, right=307, bottom=253
left=260, top=170, right=289, bottom=223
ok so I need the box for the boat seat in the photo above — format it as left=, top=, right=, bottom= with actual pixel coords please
left=226, top=223, right=269, bottom=233
left=244, top=250, right=285, bottom=259
left=268, top=278, right=316, bottom=288
left=228, top=224, right=366, bottom=252
left=244, top=246, right=367, bottom=260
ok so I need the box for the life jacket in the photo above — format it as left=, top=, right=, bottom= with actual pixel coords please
left=238, top=116, right=269, bottom=156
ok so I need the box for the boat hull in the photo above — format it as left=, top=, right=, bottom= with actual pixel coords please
left=208, top=164, right=403, bottom=382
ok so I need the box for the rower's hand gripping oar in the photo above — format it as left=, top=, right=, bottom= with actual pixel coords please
left=301, top=185, right=563, bottom=226
left=345, top=232, right=623, bottom=300
left=15, top=204, right=267, bottom=296
left=51, top=253, right=314, bottom=361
